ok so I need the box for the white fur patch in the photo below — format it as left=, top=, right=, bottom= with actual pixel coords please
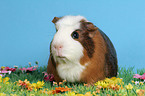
left=51, top=15, right=88, bottom=82
left=57, top=62, right=85, bottom=82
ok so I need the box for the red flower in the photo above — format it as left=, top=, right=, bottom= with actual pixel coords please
left=133, top=73, right=145, bottom=80
left=26, top=67, right=37, bottom=71
left=19, top=68, right=27, bottom=72
left=4, top=67, right=17, bottom=72
left=133, top=74, right=142, bottom=79
left=42, top=72, right=54, bottom=81
left=140, top=73, right=145, bottom=79
left=19, top=67, right=37, bottom=72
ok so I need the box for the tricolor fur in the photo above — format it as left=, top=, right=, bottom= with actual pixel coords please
left=47, top=15, right=118, bottom=84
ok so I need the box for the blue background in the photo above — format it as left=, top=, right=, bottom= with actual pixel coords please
left=0, top=0, right=145, bottom=69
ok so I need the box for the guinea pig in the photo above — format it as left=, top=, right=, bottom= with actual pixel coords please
left=47, top=15, right=118, bottom=84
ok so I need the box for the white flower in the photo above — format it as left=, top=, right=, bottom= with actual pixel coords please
left=134, top=81, right=139, bottom=85
left=8, top=71, right=11, bottom=74
left=14, top=65, right=18, bottom=68
left=117, top=72, right=119, bottom=75
left=34, top=65, right=38, bottom=68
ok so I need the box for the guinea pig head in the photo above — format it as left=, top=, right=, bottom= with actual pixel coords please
left=51, top=16, right=98, bottom=65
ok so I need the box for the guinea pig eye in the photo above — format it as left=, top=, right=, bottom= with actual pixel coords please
left=71, top=31, right=79, bottom=39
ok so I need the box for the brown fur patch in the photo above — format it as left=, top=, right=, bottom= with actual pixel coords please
left=47, top=55, right=62, bottom=83
left=80, top=30, right=107, bottom=84
left=74, top=20, right=98, bottom=58
left=52, top=17, right=60, bottom=23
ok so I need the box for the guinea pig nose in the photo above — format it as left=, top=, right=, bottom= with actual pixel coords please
left=54, top=45, right=63, bottom=50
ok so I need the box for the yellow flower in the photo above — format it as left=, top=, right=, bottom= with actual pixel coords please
left=36, top=81, right=44, bottom=89
left=30, top=94, right=35, bottom=96
left=85, top=92, right=93, bottom=96
left=3, top=77, right=10, bottom=84
left=104, top=78, right=112, bottom=83
left=95, top=80, right=109, bottom=88
left=110, top=77, right=123, bottom=84
left=10, top=94, right=17, bottom=96
left=31, top=81, right=44, bottom=91
left=0, top=93, right=6, bottom=96
left=1, top=66, right=5, bottom=70
left=131, top=80, right=135, bottom=83
left=34, top=88, right=37, bottom=91
left=125, top=83, right=133, bottom=90
left=5, top=82, right=9, bottom=84
left=110, top=77, right=117, bottom=80
left=139, top=82, right=144, bottom=85
left=0, top=76, right=2, bottom=83
left=75, top=92, right=93, bottom=96
left=95, top=77, right=124, bottom=91
left=76, top=94, right=84, bottom=96
left=31, top=83, right=37, bottom=89
left=65, top=91, right=76, bottom=96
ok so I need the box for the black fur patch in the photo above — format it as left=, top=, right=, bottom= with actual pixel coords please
left=78, top=21, right=96, bottom=58
left=98, top=29, right=118, bottom=77
left=80, top=32, right=95, bottom=58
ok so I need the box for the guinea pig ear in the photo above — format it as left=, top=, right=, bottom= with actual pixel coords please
left=52, top=17, right=60, bottom=23
left=81, top=20, right=98, bottom=38
left=85, top=22, right=98, bottom=31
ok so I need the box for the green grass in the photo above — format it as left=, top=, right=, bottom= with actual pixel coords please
left=0, top=66, right=145, bottom=96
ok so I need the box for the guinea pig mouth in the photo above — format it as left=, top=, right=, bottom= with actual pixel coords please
left=56, top=56, right=66, bottom=59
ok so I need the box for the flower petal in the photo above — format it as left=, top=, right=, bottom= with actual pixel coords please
left=133, top=74, right=142, bottom=79
left=0, top=70, right=10, bottom=73
left=19, top=68, right=26, bottom=71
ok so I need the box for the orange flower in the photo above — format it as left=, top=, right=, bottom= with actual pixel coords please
left=96, top=88, right=100, bottom=93
left=59, top=82, right=63, bottom=86
left=27, top=85, right=33, bottom=91
left=40, top=89, right=52, bottom=94
left=17, top=79, right=31, bottom=88
left=17, top=80, right=26, bottom=86
left=63, top=80, right=66, bottom=83
left=136, top=89, right=145, bottom=96
left=109, top=84, right=120, bottom=91
left=52, top=86, right=72, bottom=94
left=17, top=79, right=32, bottom=90
left=84, top=83, right=89, bottom=87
